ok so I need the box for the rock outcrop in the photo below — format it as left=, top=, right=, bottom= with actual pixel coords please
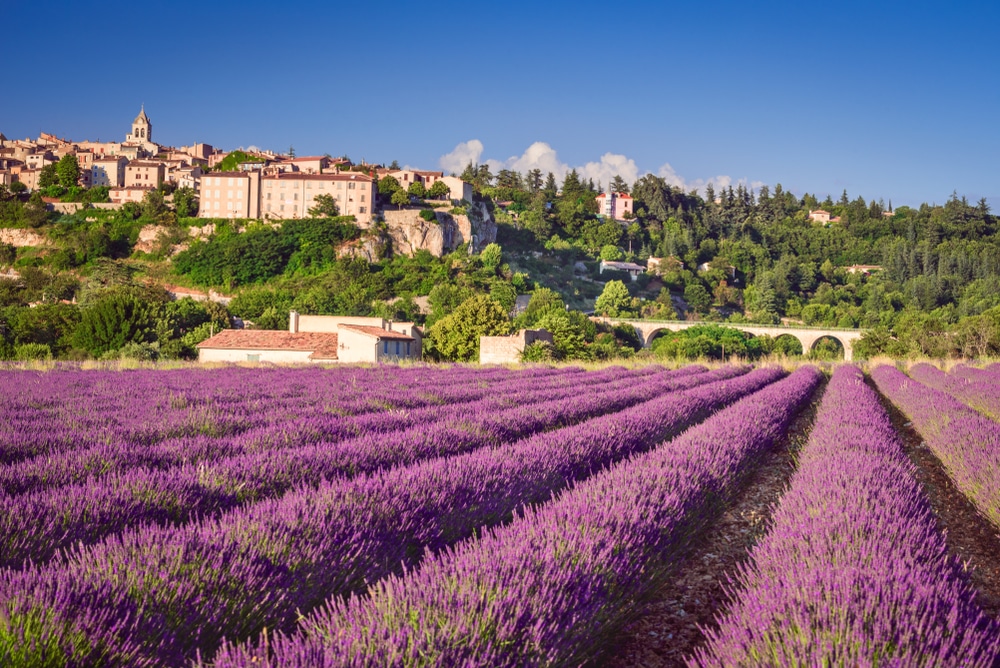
left=0, top=228, right=48, bottom=247
left=376, top=201, right=496, bottom=257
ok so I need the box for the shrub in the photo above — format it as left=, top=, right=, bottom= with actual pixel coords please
left=14, top=343, right=52, bottom=361
left=419, top=209, right=437, bottom=222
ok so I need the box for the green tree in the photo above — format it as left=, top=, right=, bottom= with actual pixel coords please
left=308, top=193, right=339, bottom=217
left=536, top=309, right=589, bottom=360
left=407, top=181, right=426, bottom=199
left=73, top=291, right=156, bottom=357
left=378, top=175, right=401, bottom=197
left=684, top=282, right=713, bottom=315
left=141, top=189, right=173, bottom=224
left=600, top=245, right=623, bottom=261
left=479, top=242, right=502, bottom=273
left=610, top=174, right=629, bottom=194
left=173, top=186, right=198, bottom=217
left=595, top=280, right=635, bottom=317
left=56, top=154, right=80, bottom=188
left=391, top=188, right=410, bottom=209
left=428, top=294, right=511, bottom=361
left=39, top=163, right=59, bottom=189
left=428, top=180, right=450, bottom=199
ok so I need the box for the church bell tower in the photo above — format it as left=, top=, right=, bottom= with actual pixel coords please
left=127, top=105, right=152, bottom=143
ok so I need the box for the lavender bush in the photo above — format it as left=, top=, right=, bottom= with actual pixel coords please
left=211, top=367, right=819, bottom=667
left=694, top=366, right=999, bottom=666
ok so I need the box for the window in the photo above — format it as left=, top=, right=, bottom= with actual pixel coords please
left=406, top=342, right=411, bottom=356
left=395, top=341, right=400, bottom=356
left=359, top=207, right=366, bottom=214
left=266, top=192, right=271, bottom=200
left=360, top=194, right=365, bottom=202
left=348, top=182, right=355, bottom=190
left=383, top=341, right=388, bottom=355
left=266, top=204, right=271, bottom=212
left=247, top=354, right=260, bottom=362
left=293, top=193, right=298, bottom=200
left=228, top=178, right=235, bottom=186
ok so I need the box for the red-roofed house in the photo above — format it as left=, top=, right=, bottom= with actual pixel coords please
left=197, top=312, right=422, bottom=363
left=596, top=191, right=634, bottom=220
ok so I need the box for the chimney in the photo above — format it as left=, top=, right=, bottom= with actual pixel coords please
left=385, top=319, right=393, bottom=331
left=289, top=310, right=299, bottom=333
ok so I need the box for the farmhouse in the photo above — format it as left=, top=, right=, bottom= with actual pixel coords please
left=600, top=260, right=645, bottom=282
left=197, top=312, right=422, bottom=363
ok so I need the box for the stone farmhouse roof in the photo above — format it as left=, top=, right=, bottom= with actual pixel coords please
left=197, top=330, right=341, bottom=360
left=339, top=325, right=414, bottom=340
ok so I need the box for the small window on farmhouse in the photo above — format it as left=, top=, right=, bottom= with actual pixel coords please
left=247, top=354, right=260, bottom=362
left=395, top=341, right=400, bottom=356
left=383, top=341, right=388, bottom=355
left=406, top=341, right=411, bottom=356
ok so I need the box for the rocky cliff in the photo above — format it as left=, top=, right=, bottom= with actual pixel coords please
left=376, top=201, right=497, bottom=257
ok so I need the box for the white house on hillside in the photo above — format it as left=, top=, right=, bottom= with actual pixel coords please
left=197, top=312, right=422, bottom=364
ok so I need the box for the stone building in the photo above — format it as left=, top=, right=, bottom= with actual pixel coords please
left=261, top=172, right=375, bottom=224
left=198, top=171, right=261, bottom=219
left=479, top=329, right=553, bottom=364
left=197, top=312, right=422, bottom=364
left=125, top=160, right=165, bottom=188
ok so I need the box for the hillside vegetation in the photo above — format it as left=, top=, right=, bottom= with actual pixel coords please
left=0, top=169, right=998, bottom=362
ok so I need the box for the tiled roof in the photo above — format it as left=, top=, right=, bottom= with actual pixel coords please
left=339, top=325, right=414, bottom=341
left=197, top=330, right=340, bottom=359
left=263, top=172, right=374, bottom=183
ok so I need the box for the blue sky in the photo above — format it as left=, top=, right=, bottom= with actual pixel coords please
left=5, top=0, right=998, bottom=208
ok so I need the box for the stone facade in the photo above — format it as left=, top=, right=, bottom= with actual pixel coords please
left=479, top=329, right=553, bottom=364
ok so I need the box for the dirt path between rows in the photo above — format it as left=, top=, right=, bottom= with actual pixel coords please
left=600, top=380, right=826, bottom=667
left=872, top=380, right=1000, bottom=621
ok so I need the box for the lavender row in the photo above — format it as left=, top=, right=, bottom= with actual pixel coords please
left=694, top=366, right=998, bottom=666
left=210, top=367, right=820, bottom=668
left=0, top=364, right=658, bottom=497
left=0, top=366, right=778, bottom=666
left=908, top=362, right=1000, bottom=421
left=0, top=366, right=700, bottom=569
left=872, top=365, right=1000, bottom=529
left=949, top=364, right=1000, bottom=383
left=0, top=365, right=572, bottom=464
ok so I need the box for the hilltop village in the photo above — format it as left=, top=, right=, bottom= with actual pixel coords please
left=1, top=108, right=999, bottom=364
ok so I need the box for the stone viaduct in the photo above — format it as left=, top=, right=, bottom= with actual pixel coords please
left=594, top=318, right=866, bottom=361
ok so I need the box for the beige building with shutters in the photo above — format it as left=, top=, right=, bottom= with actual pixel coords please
left=261, top=172, right=375, bottom=223
left=198, top=171, right=261, bottom=219
left=125, top=160, right=165, bottom=188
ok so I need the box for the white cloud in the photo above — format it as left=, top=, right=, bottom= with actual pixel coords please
left=439, top=139, right=484, bottom=175
left=439, top=140, right=754, bottom=196
left=657, top=162, right=764, bottom=196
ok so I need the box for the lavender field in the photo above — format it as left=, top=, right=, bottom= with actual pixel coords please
left=1, top=362, right=999, bottom=667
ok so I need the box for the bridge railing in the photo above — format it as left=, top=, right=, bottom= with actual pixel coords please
left=594, top=317, right=866, bottom=334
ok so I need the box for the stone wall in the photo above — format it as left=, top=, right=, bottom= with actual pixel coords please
left=480, top=329, right=553, bottom=364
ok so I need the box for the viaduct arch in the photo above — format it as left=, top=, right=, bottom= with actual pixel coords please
left=595, top=318, right=865, bottom=361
